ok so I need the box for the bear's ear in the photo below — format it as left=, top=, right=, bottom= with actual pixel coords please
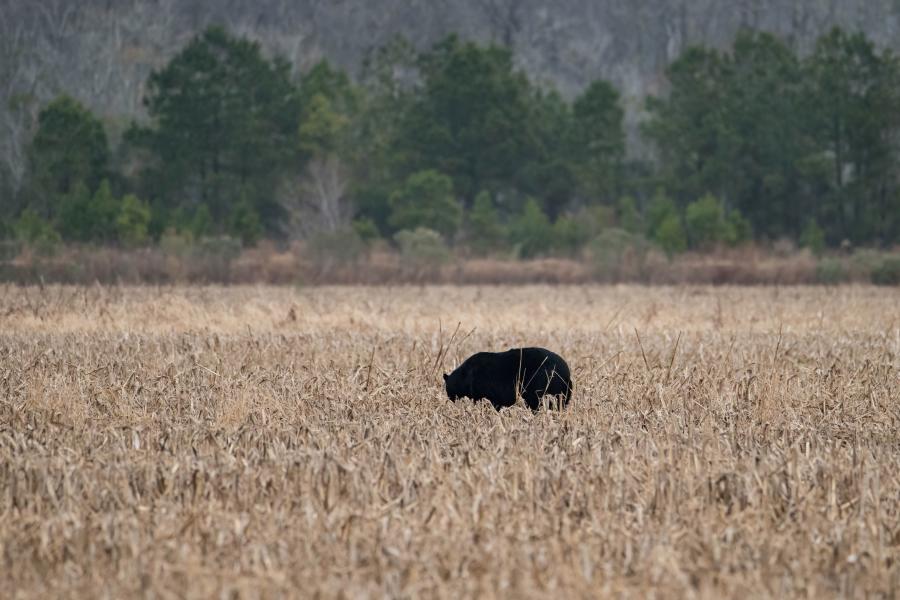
left=443, top=373, right=449, bottom=381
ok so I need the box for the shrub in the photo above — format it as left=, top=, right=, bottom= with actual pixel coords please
left=552, top=214, right=592, bottom=257
left=509, top=198, right=552, bottom=258
left=645, top=189, right=678, bottom=236
left=196, top=236, right=243, bottom=262
left=849, top=249, right=882, bottom=279
left=0, top=240, right=21, bottom=262
left=389, top=170, right=462, bottom=239
left=549, top=206, right=612, bottom=257
left=590, top=228, right=650, bottom=280
left=654, top=214, right=687, bottom=256
left=228, top=200, right=263, bottom=246
left=190, top=205, right=213, bottom=238
left=159, top=228, right=195, bottom=257
left=58, top=180, right=119, bottom=243
left=616, top=196, right=642, bottom=234
left=587, top=205, right=616, bottom=231
left=685, top=193, right=725, bottom=249
left=394, top=227, right=450, bottom=268
left=871, top=256, right=900, bottom=286
left=116, top=194, right=152, bottom=246
left=682, top=194, right=751, bottom=249
left=725, top=210, right=753, bottom=246
left=185, top=236, right=243, bottom=283
left=468, top=191, right=505, bottom=254
left=309, top=226, right=367, bottom=265
left=15, top=209, right=61, bottom=256
left=800, top=219, right=826, bottom=256
left=772, top=237, right=797, bottom=257
left=352, top=218, right=380, bottom=244
left=815, top=258, right=847, bottom=284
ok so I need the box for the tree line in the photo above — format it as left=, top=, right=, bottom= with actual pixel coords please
left=3, top=26, right=899, bottom=257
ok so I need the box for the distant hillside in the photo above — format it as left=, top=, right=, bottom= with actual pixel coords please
left=3, top=0, right=900, bottom=188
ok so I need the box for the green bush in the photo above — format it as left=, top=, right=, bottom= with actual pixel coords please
left=616, top=196, right=642, bottom=234
left=654, top=214, right=687, bottom=256
left=228, top=200, right=263, bottom=246
left=58, top=180, right=119, bottom=243
left=872, top=256, right=900, bottom=286
left=725, top=210, right=753, bottom=246
left=685, top=193, right=725, bottom=249
left=352, top=218, right=380, bottom=244
left=644, top=189, right=687, bottom=255
left=645, top=189, right=678, bottom=237
left=681, top=194, right=751, bottom=249
left=389, top=170, right=462, bottom=239
left=0, top=240, right=21, bottom=261
left=159, top=228, right=195, bottom=257
left=116, top=194, right=152, bottom=246
left=509, top=198, right=552, bottom=258
left=160, top=229, right=242, bottom=271
left=394, top=227, right=450, bottom=268
left=587, top=205, right=616, bottom=231
left=14, top=209, right=61, bottom=256
left=468, top=191, right=505, bottom=254
left=190, top=205, right=213, bottom=238
left=309, top=226, right=367, bottom=265
left=590, top=228, right=650, bottom=279
left=196, top=236, right=243, bottom=262
left=850, top=249, right=883, bottom=278
left=552, top=214, right=592, bottom=257
left=815, top=258, right=847, bottom=284
left=800, top=219, right=826, bottom=255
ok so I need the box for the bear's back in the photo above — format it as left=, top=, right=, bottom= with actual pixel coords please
left=469, top=347, right=571, bottom=409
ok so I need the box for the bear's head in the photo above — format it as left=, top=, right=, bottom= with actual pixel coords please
left=443, top=367, right=473, bottom=402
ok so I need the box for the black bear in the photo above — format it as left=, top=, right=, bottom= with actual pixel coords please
left=443, top=347, right=572, bottom=410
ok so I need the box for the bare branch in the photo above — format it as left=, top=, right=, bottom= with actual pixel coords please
left=280, top=155, right=353, bottom=238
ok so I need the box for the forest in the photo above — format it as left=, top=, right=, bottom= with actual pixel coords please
left=3, top=25, right=900, bottom=263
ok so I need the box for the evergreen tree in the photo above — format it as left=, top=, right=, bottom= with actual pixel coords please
left=58, top=180, right=119, bottom=243
left=116, top=195, right=152, bottom=246
left=807, top=28, right=900, bottom=244
left=389, top=170, right=462, bottom=239
left=616, top=196, right=642, bottom=234
left=644, top=46, right=731, bottom=206
left=571, top=80, right=625, bottom=202
left=128, top=25, right=300, bottom=233
left=297, top=60, right=361, bottom=159
left=468, top=190, right=505, bottom=253
left=354, top=37, right=420, bottom=232
left=508, top=198, right=552, bottom=258
left=685, top=193, right=726, bottom=249
left=399, top=36, right=539, bottom=201
left=517, top=89, right=577, bottom=218
left=27, top=96, right=109, bottom=220
left=724, top=31, right=812, bottom=238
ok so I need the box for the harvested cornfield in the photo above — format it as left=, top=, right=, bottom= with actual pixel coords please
left=1, top=285, right=899, bottom=598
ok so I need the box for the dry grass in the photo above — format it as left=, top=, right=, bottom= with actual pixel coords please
left=2, top=285, right=899, bottom=598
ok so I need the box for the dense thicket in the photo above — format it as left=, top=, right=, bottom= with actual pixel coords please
left=4, top=26, right=900, bottom=255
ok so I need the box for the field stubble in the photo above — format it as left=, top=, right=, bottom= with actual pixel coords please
left=1, top=285, right=899, bottom=598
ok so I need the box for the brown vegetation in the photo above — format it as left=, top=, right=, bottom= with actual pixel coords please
left=2, top=285, right=899, bottom=597
left=2, top=242, right=899, bottom=286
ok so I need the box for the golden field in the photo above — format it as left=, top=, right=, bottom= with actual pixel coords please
left=1, top=285, right=899, bottom=598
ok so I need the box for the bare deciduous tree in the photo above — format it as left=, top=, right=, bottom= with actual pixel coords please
left=280, top=155, right=352, bottom=238
left=0, top=10, right=40, bottom=192
left=476, top=0, right=524, bottom=47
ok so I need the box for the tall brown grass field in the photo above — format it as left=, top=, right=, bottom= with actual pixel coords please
left=1, top=285, right=899, bottom=598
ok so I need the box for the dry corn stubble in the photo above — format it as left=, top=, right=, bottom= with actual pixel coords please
left=1, top=284, right=899, bottom=598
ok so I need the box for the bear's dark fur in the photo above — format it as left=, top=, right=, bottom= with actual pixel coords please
left=443, top=347, right=572, bottom=410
